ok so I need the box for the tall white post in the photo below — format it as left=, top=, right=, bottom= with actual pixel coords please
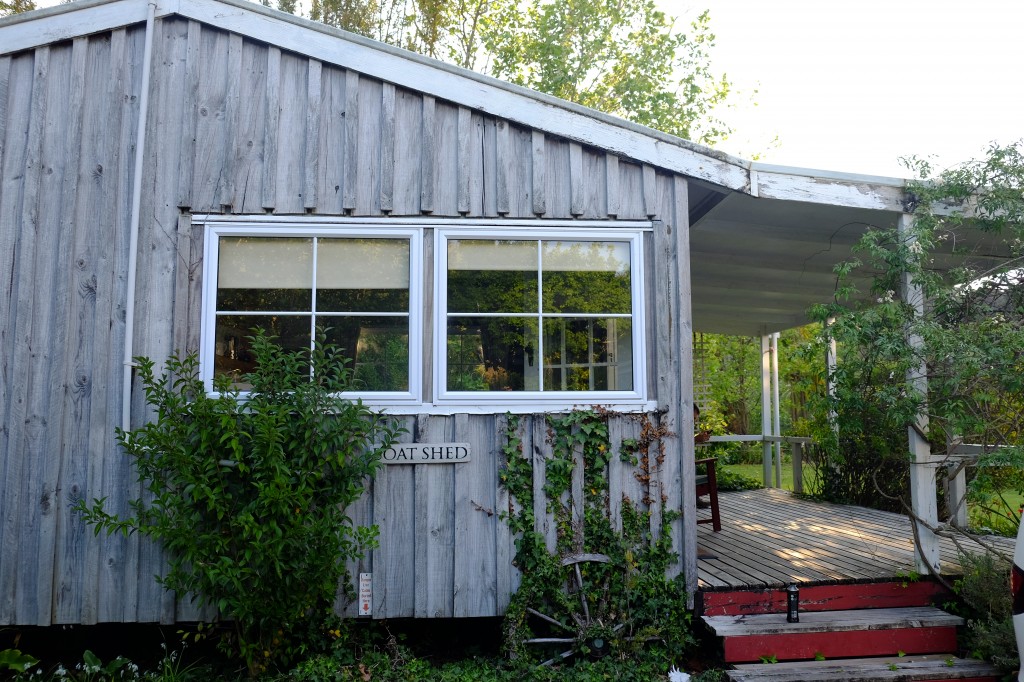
left=826, top=317, right=838, bottom=438
left=761, top=334, right=773, bottom=487
left=899, top=213, right=941, bottom=574
left=772, top=332, right=782, bottom=488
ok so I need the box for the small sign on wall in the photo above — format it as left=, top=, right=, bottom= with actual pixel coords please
left=381, top=442, right=472, bottom=464
left=358, top=573, right=372, bottom=617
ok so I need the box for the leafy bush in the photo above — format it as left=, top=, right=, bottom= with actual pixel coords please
left=76, top=331, right=398, bottom=676
left=954, top=550, right=1020, bottom=675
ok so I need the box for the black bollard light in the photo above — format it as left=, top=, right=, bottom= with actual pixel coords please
left=786, top=583, right=800, bottom=623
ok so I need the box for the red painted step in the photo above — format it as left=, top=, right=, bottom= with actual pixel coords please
left=702, top=606, right=962, bottom=664
left=700, top=580, right=951, bottom=617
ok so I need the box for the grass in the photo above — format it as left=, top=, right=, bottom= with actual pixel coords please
left=723, top=463, right=807, bottom=491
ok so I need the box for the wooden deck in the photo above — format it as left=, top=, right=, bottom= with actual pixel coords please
left=696, top=488, right=1013, bottom=590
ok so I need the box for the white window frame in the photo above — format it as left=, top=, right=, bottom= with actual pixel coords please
left=199, top=220, right=423, bottom=406
left=435, top=226, right=648, bottom=408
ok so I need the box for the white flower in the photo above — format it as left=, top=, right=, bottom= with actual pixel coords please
left=668, top=666, right=691, bottom=682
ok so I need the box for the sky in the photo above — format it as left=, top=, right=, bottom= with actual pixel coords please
left=673, top=0, right=1024, bottom=178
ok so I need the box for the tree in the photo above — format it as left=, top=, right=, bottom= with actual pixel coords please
left=805, top=142, right=1024, bottom=529
left=0, top=0, right=36, bottom=17
left=302, top=0, right=734, bottom=146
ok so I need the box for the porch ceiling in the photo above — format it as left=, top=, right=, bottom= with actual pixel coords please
left=689, top=189, right=902, bottom=337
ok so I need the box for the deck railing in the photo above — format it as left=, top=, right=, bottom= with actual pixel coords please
left=703, top=435, right=815, bottom=493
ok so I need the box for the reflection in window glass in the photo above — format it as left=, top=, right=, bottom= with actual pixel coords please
left=445, top=236, right=635, bottom=394
left=213, top=236, right=410, bottom=392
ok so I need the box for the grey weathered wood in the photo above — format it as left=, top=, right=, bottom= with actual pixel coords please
left=392, top=87, right=422, bottom=215
left=372, top=422, right=414, bottom=617
left=605, top=153, right=619, bottom=218
left=273, top=52, right=307, bottom=213
left=583, top=150, right=604, bottom=219
left=704, top=606, right=961, bottom=637
left=531, top=416, right=557, bottom=553
left=414, top=415, right=455, bottom=618
left=495, top=118, right=510, bottom=215
left=641, top=164, right=657, bottom=218
left=342, top=69, right=358, bottom=211
left=568, top=141, right=584, bottom=217
left=481, top=115, right=497, bottom=216
left=260, top=45, right=280, bottom=210
left=570, top=424, right=585, bottom=552
left=531, top=130, right=545, bottom=216
left=233, top=37, right=267, bottom=213
left=454, top=414, right=498, bottom=617
left=175, top=21, right=201, bottom=209
left=354, top=76, right=381, bottom=215
left=378, top=81, right=395, bottom=213
left=727, top=654, right=999, bottom=682
left=432, top=101, right=458, bottom=216
left=419, top=94, right=435, bottom=213
left=50, top=37, right=89, bottom=624
left=456, top=106, right=471, bottom=214
left=673, top=178, right=696, bottom=589
left=191, top=27, right=229, bottom=211
left=303, top=58, right=321, bottom=210
left=316, top=65, right=345, bottom=215
left=218, top=32, right=242, bottom=208
left=494, top=414, right=520, bottom=613
left=618, top=161, right=644, bottom=219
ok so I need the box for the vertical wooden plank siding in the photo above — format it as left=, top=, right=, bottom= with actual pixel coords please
left=191, top=27, right=230, bottom=211
left=531, top=130, right=545, bottom=216
left=570, top=425, right=585, bottom=551
left=414, top=415, right=455, bottom=618
left=493, top=414, right=520, bottom=612
left=481, top=116, right=497, bottom=217
left=456, top=106, right=471, bottom=214
left=378, top=82, right=395, bottom=213
left=605, top=153, right=619, bottom=218
left=392, top=87, right=422, bottom=215
left=568, top=142, right=584, bottom=217
left=175, top=21, right=200, bottom=209
left=376, top=423, right=415, bottom=618
left=273, top=52, right=307, bottom=214
left=50, top=36, right=89, bottom=625
left=316, top=65, right=345, bottom=215
left=303, top=59, right=322, bottom=210
left=453, top=414, right=498, bottom=617
left=532, top=417, right=557, bottom=553
left=354, top=76, right=381, bottom=215
left=233, top=38, right=267, bottom=213
left=495, top=119, right=510, bottom=215
left=342, top=69, right=358, bottom=212
left=261, top=46, right=280, bottom=211
left=218, top=32, right=242, bottom=208
left=544, top=137, right=570, bottom=219
left=642, top=164, right=658, bottom=218
left=432, top=102, right=458, bottom=216
left=419, top=94, right=435, bottom=214
left=674, top=177, right=698, bottom=593
left=583, top=150, right=605, bottom=219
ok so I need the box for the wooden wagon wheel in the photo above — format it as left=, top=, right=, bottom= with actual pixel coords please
left=521, top=552, right=636, bottom=667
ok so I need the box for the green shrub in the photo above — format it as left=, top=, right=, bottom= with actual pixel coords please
left=76, top=331, right=398, bottom=676
left=954, top=550, right=1020, bottom=675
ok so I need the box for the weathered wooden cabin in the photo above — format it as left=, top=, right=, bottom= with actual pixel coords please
left=1, top=0, right=933, bottom=628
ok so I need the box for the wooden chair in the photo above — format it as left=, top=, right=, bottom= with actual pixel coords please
left=695, top=457, right=721, bottom=532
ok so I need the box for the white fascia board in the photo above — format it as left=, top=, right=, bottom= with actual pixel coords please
left=753, top=165, right=908, bottom=212
left=0, top=0, right=149, bottom=54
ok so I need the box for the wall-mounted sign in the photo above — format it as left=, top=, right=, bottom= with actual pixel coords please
left=381, top=442, right=472, bottom=464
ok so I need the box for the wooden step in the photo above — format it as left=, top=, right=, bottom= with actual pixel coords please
left=702, top=606, right=962, bottom=663
left=700, top=580, right=952, bottom=617
left=726, top=653, right=1000, bottom=682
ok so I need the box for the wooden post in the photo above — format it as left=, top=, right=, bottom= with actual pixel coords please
left=761, top=334, right=773, bottom=487
left=771, top=332, right=782, bottom=488
left=791, top=441, right=803, bottom=495
left=899, top=213, right=941, bottom=574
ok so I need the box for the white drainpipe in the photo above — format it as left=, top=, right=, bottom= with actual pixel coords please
left=121, top=0, right=158, bottom=432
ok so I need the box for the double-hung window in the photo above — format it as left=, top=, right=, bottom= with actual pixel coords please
left=201, top=223, right=421, bottom=403
left=200, top=220, right=647, bottom=408
left=437, top=227, right=646, bottom=405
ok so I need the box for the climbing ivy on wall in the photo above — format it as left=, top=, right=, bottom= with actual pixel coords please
left=499, top=409, right=696, bottom=668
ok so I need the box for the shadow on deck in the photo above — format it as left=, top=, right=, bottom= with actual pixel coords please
left=696, top=488, right=1013, bottom=591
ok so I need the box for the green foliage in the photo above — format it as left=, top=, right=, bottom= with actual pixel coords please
left=714, top=467, right=761, bottom=492
left=500, top=410, right=696, bottom=670
left=75, top=331, right=398, bottom=676
left=0, top=0, right=35, bottom=17
left=302, top=0, right=735, bottom=147
left=953, top=550, right=1020, bottom=675
left=803, top=142, right=1024, bottom=524
left=0, top=649, right=39, bottom=673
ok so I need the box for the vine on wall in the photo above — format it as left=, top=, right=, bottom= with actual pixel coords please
left=499, top=409, right=694, bottom=667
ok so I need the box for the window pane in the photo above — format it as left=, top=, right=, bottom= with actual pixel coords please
left=217, top=237, right=312, bottom=311
left=317, top=238, right=410, bottom=312
left=447, top=240, right=538, bottom=313
left=542, top=241, right=631, bottom=314
left=322, top=317, right=409, bottom=392
left=542, top=318, right=632, bottom=391
left=446, top=316, right=539, bottom=391
left=213, top=314, right=311, bottom=389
